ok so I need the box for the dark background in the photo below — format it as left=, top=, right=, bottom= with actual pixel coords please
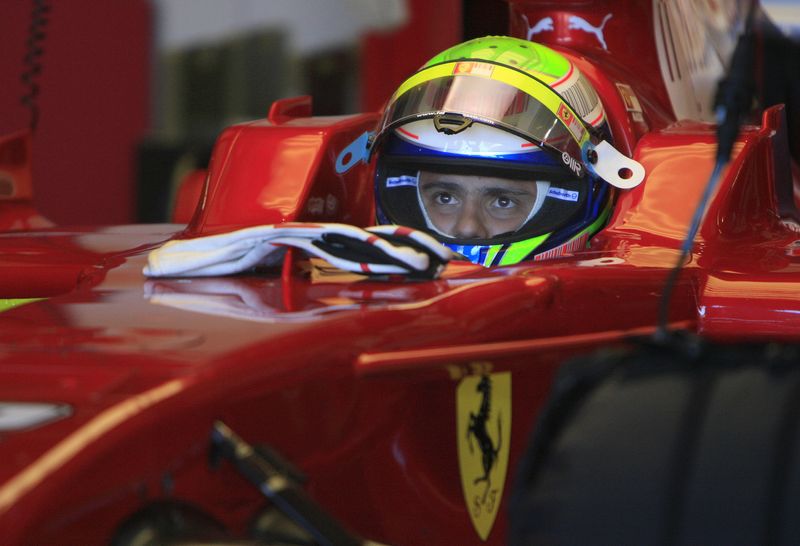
left=0, top=0, right=508, bottom=226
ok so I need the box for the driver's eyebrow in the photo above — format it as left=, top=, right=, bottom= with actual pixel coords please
left=419, top=180, right=462, bottom=192
left=482, top=186, right=534, bottom=197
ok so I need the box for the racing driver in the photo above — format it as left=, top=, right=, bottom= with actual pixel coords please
left=369, top=36, right=644, bottom=266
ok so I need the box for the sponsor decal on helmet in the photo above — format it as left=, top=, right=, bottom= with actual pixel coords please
left=453, top=61, right=495, bottom=77
left=547, top=187, right=580, bottom=202
left=557, top=103, right=586, bottom=141
left=456, top=367, right=511, bottom=541
left=385, top=174, right=418, bottom=188
left=561, top=151, right=583, bottom=176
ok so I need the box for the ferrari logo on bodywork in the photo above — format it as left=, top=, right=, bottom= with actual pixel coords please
left=457, top=372, right=511, bottom=541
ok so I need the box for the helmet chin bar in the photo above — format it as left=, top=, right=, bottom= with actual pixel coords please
left=585, top=140, right=646, bottom=189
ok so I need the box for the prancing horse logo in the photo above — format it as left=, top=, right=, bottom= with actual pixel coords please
left=468, top=376, right=502, bottom=500
left=457, top=371, right=511, bottom=541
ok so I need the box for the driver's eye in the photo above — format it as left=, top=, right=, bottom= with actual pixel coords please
left=435, top=192, right=455, bottom=205
left=490, top=195, right=519, bottom=210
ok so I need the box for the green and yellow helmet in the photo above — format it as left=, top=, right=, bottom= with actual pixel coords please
left=371, top=36, right=644, bottom=266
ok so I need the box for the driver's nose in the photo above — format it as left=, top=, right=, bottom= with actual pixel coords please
left=452, top=200, right=488, bottom=239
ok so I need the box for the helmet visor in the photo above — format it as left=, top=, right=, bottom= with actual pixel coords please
left=376, top=60, right=595, bottom=178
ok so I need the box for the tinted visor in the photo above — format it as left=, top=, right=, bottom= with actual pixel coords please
left=375, top=61, right=596, bottom=178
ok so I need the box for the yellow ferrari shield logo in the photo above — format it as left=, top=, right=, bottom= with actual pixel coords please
left=456, top=372, right=511, bottom=541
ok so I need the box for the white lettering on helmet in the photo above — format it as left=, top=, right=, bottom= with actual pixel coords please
left=547, top=187, right=580, bottom=202
left=386, top=174, right=418, bottom=188
left=561, top=151, right=583, bottom=176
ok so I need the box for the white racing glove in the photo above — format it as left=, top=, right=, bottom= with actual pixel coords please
left=143, top=223, right=453, bottom=279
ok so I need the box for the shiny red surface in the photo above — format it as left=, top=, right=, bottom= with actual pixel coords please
left=188, top=108, right=379, bottom=235
left=0, top=3, right=799, bottom=545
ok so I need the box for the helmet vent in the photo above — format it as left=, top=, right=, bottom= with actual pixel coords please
left=433, top=113, right=474, bottom=135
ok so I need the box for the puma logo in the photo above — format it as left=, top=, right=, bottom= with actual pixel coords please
left=521, top=14, right=554, bottom=41
left=567, top=13, right=613, bottom=50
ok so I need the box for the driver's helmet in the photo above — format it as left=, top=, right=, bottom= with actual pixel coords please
left=370, top=36, right=643, bottom=266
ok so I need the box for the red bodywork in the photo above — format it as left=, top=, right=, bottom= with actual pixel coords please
left=0, top=2, right=799, bottom=545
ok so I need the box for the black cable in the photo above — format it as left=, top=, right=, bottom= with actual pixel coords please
left=656, top=160, right=726, bottom=340
left=714, top=2, right=758, bottom=165
left=20, top=0, right=51, bottom=132
left=655, top=0, right=758, bottom=340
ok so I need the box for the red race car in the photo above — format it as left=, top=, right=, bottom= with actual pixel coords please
left=0, top=1, right=798, bottom=545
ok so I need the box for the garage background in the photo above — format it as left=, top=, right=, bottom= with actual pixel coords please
left=0, top=0, right=506, bottom=225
